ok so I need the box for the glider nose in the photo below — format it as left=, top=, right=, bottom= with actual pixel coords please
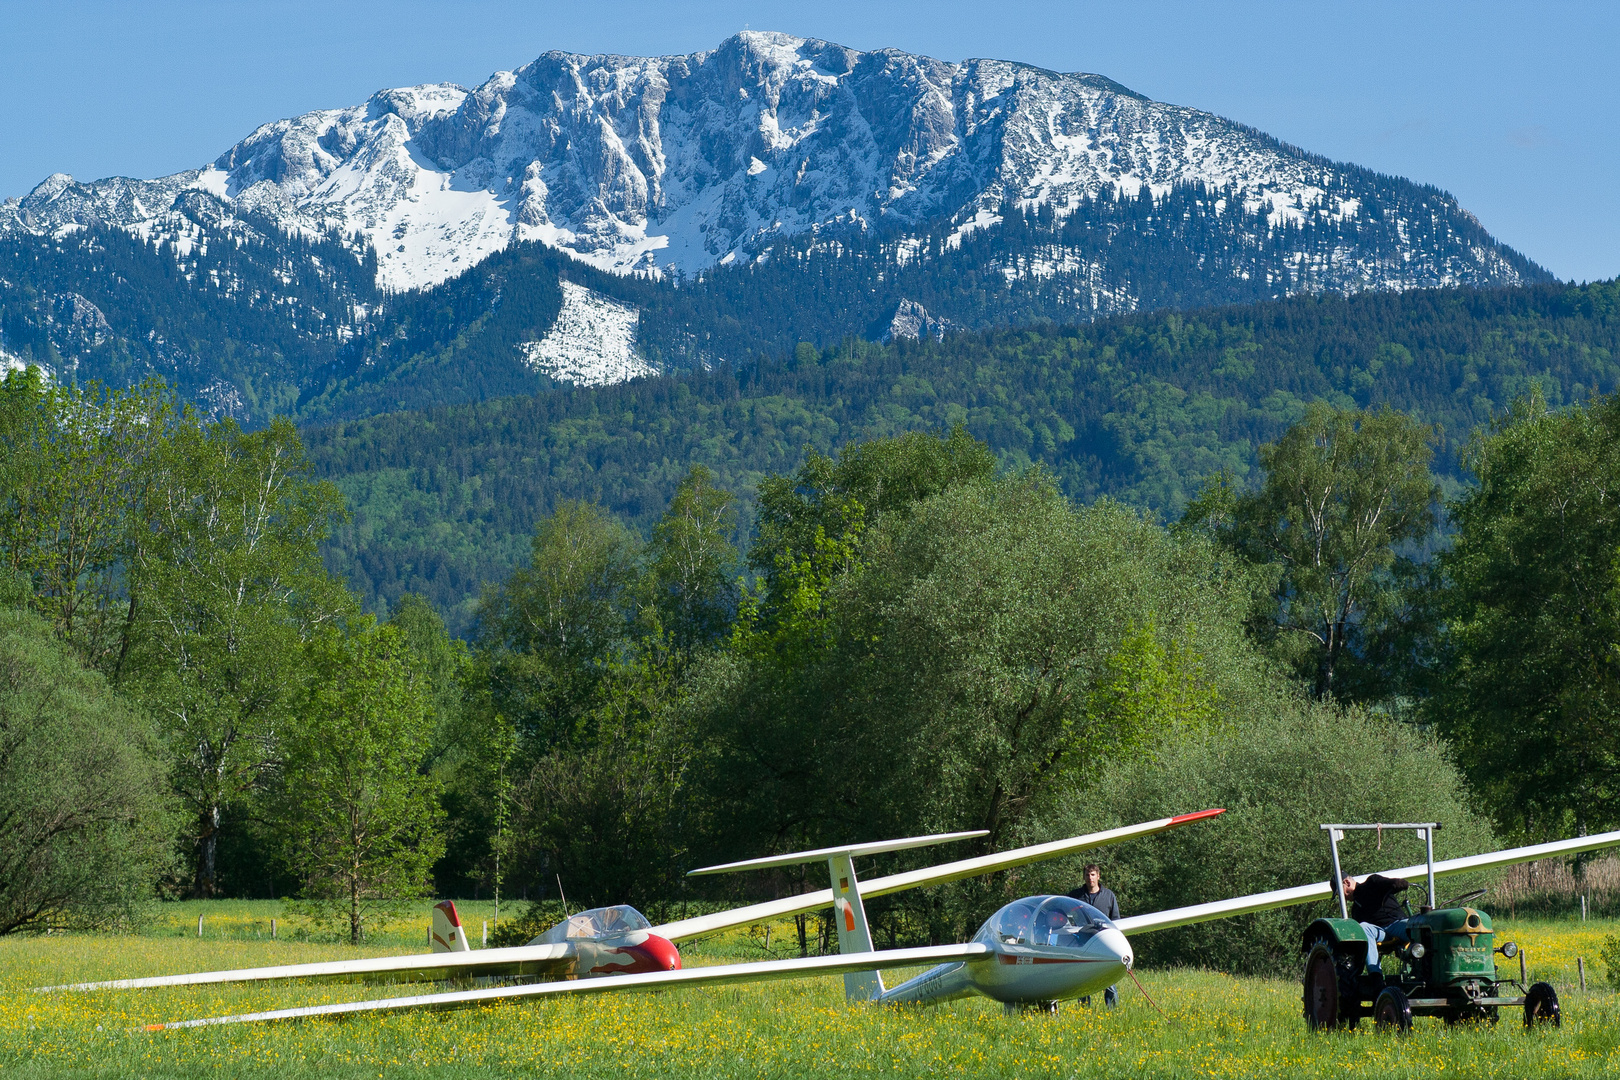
left=620, top=933, right=682, bottom=973
left=1086, top=927, right=1133, bottom=975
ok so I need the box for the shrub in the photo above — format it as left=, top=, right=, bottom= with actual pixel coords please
left=1602, top=933, right=1620, bottom=990
left=0, top=608, right=173, bottom=933
left=1031, top=698, right=1497, bottom=975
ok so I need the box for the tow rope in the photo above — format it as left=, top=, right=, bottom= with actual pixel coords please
left=1126, top=966, right=1171, bottom=1023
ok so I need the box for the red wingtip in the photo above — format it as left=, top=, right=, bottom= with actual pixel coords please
left=435, top=899, right=463, bottom=927
left=1167, top=808, right=1226, bottom=826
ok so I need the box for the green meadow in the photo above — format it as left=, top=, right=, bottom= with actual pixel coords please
left=3, top=906, right=1618, bottom=1079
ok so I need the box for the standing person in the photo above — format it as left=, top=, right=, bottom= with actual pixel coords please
left=1068, top=864, right=1119, bottom=1008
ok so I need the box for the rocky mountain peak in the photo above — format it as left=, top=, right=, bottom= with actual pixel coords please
left=3, top=32, right=1543, bottom=299
left=883, top=299, right=953, bottom=342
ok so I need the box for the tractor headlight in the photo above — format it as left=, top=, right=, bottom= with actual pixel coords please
left=1408, top=943, right=1426, bottom=959
left=1497, top=941, right=1518, bottom=959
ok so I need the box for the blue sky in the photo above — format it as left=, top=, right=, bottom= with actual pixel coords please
left=2, top=0, right=1614, bottom=281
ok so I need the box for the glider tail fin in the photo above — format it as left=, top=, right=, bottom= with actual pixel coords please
left=431, top=900, right=472, bottom=953
left=827, top=852, right=884, bottom=1001
left=687, top=831, right=990, bottom=1002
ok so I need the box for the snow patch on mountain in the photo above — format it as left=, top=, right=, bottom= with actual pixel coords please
left=198, top=378, right=248, bottom=421
left=49, top=293, right=111, bottom=348
left=517, top=281, right=652, bottom=386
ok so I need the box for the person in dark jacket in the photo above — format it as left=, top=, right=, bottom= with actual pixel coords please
left=1069, top=864, right=1120, bottom=919
left=1068, top=864, right=1119, bottom=1007
left=1348, top=873, right=1411, bottom=926
left=1343, top=873, right=1413, bottom=975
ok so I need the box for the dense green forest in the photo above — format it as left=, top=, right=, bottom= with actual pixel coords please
left=309, top=278, right=1620, bottom=633
left=12, top=365, right=1617, bottom=971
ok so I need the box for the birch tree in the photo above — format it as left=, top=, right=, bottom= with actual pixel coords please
left=1186, top=403, right=1438, bottom=700
left=0, top=369, right=176, bottom=670
left=123, top=417, right=348, bottom=896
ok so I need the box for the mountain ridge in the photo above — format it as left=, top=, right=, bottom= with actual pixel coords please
left=4, top=31, right=1546, bottom=295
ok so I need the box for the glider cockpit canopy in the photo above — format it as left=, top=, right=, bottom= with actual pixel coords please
left=974, top=895, right=1114, bottom=949
left=532, top=905, right=652, bottom=944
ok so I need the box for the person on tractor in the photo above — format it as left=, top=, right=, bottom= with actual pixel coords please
left=1343, top=873, right=1413, bottom=976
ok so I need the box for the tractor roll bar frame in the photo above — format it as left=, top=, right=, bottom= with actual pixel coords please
left=1321, top=823, right=1442, bottom=918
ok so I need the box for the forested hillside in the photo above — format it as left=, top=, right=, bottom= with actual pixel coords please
left=2, top=180, right=1551, bottom=428
left=0, top=205, right=380, bottom=418
left=309, top=279, right=1620, bottom=633
left=630, top=181, right=1550, bottom=368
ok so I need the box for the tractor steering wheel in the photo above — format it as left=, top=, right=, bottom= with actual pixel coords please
left=1444, top=888, right=1489, bottom=908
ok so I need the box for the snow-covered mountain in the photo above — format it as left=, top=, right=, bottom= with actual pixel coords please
left=2, top=31, right=1540, bottom=295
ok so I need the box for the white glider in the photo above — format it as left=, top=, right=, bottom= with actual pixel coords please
left=46, top=811, right=1220, bottom=997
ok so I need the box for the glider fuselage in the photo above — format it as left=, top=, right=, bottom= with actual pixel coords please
left=881, top=895, right=1132, bottom=1006
left=524, top=905, right=682, bottom=979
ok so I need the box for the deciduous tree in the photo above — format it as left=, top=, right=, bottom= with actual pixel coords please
left=0, top=608, right=172, bottom=934
left=1185, top=403, right=1438, bottom=700
left=825, top=479, right=1239, bottom=853
left=123, top=417, right=349, bottom=895
left=646, top=466, right=738, bottom=658
left=276, top=624, right=444, bottom=944
left=0, top=370, right=176, bottom=669
left=476, top=501, right=640, bottom=751
left=1426, top=391, right=1620, bottom=837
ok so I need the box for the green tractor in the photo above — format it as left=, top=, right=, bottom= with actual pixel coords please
left=1301, top=823, right=1562, bottom=1032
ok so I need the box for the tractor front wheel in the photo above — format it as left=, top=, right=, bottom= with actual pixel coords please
left=1524, top=982, right=1561, bottom=1029
left=1374, top=987, right=1414, bottom=1034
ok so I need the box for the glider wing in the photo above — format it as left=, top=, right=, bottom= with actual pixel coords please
left=39, top=943, right=574, bottom=993
left=1116, top=828, right=1620, bottom=935
left=147, top=944, right=992, bottom=1029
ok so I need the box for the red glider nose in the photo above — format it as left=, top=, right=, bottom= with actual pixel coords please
left=622, top=934, right=681, bottom=973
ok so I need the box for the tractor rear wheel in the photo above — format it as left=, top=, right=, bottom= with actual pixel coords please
left=1524, top=982, right=1561, bottom=1029
left=1374, top=987, right=1414, bottom=1034
left=1303, top=944, right=1342, bottom=1030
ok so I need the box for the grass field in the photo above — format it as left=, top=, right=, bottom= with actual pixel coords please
left=3, top=906, right=1618, bottom=1079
